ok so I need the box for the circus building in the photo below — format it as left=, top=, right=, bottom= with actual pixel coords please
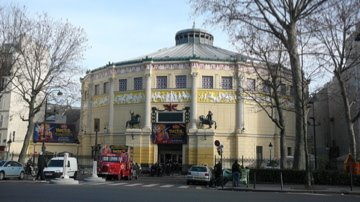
left=78, top=28, right=296, bottom=170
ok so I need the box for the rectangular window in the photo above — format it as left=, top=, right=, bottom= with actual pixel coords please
left=94, top=84, right=100, bottom=95
left=0, top=114, right=3, bottom=127
left=287, top=147, right=292, bottom=156
left=246, top=78, right=256, bottom=91
left=94, top=118, right=100, bottom=132
left=263, top=80, right=271, bottom=93
left=256, top=146, right=263, bottom=168
left=290, top=85, right=294, bottom=96
left=156, top=76, right=167, bottom=89
left=279, top=83, right=286, bottom=95
left=103, top=82, right=109, bottom=94
left=0, top=78, right=6, bottom=91
left=83, top=91, right=88, bottom=100
left=202, top=76, right=213, bottom=89
left=221, top=77, right=232, bottom=89
left=119, top=79, right=127, bottom=92
left=176, top=75, right=186, bottom=88
left=134, top=77, right=143, bottom=90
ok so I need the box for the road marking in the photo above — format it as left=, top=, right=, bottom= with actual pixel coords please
left=160, top=184, right=174, bottom=188
left=125, top=183, right=142, bottom=187
left=109, top=182, right=128, bottom=186
left=142, top=184, right=159, bottom=187
left=178, top=185, right=189, bottom=189
left=88, top=182, right=108, bottom=185
left=195, top=186, right=202, bottom=189
left=288, top=193, right=329, bottom=196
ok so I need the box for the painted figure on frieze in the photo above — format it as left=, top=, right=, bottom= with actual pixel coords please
left=199, top=110, right=217, bottom=129
left=125, top=111, right=141, bottom=128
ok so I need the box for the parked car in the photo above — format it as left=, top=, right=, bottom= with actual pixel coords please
left=0, top=160, right=25, bottom=180
left=43, top=157, right=78, bottom=179
left=186, top=165, right=213, bottom=185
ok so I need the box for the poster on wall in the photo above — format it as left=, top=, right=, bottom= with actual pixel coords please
left=33, top=123, right=77, bottom=143
left=151, top=123, right=187, bottom=144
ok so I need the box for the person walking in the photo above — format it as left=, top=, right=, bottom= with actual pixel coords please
left=232, top=160, right=240, bottom=187
left=35, top=152, right=47, bottom=181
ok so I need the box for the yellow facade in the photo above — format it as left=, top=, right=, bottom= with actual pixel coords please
left=79, top=29, right=296, bottom=170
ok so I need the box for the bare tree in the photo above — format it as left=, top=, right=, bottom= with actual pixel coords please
left=6, top=9, right=88, bottom=163
left=310, top=0, right=360, bottom=160
left=191, top=0, right=326, bottom=170
left=237, top=26, right=292, bottom=169
left=0, top=6, right=27, bottom=98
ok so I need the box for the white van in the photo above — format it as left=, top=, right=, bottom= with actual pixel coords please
left=43, top=157, right=78, bottom=179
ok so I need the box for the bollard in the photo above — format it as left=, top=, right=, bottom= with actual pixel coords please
left=350, top=165, right=353, bottom=191
left=62, top=153, right=69, bottom=179
left=280, top=171, right=283, bottom=190
left=253, top=171, right=256, bottom=189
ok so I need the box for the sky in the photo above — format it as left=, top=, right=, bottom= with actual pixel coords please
left=1, top=0, right=235, bottom=70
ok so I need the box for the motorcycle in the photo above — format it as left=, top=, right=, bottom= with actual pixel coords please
left=25, top=160, right=36, bottom=177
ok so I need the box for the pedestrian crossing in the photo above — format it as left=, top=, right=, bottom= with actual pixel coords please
left=79, top=181, right=206, bottom=189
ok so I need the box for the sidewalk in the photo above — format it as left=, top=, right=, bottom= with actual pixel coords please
left=154, top=174, right=360, bottom=195
left=220, top=182, right=360, bottom=195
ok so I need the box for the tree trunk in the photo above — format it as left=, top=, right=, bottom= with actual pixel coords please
left=279, top=127, right=286, bottom=169
left=287, top=24, right=305, bottom=170
left=18, top=101, right=36, bottom=164
left=303, top=102, right=312, bottom=188
left=335, top=71, right=357, bottom=160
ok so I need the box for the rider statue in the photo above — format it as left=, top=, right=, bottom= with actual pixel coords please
left=207, top=111, right=213, bottom=123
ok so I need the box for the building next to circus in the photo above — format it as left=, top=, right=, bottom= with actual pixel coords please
left=78, top=28, right=296, bottom=170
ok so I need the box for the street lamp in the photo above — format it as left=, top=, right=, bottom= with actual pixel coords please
left=308, top=98, right=319, bottom=170
left=93, top=118, right=100, bottom=161
left=6, top=132, right=15, bottom=160
left=42, top=91, right=63, bottom=154
left=269, top=142, right=273, bottom=165
left=6, top=138, right=12, bottom=160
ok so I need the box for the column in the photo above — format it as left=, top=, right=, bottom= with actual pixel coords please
left=108, top=76, right=114, bottom=134
left=144, top=73, right=152, bottom=130
left=235, top=68, right=244, bottom=160
left=87, top=82, right=94, bottom=134
left=236, top=71, right=244, bottom=133
left=190, top=72, right=198, bottom=129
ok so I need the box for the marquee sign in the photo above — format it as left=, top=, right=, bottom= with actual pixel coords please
left=151, top=123, right=186, bottom=144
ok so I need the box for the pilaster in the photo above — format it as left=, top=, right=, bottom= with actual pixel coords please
left=190, top=72, right=198, bottom=130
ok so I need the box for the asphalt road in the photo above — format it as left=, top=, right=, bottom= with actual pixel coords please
left=0, top=177, right=359, bottom=202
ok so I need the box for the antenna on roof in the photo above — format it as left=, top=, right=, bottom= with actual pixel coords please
left=193, top=21, right=195, bottom=29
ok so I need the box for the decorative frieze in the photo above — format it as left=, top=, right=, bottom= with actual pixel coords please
left=93, top=95, right=110, bottom=107
left=114, top=91, right=146, bottom=104
left=114, top=65, right=146, bottom=75
left=93, top=69, right=113, bottom=80
left=152, top=90, right=191, bottom=103
left=194, top=63, right=235, bottom=71
left=152, top=63, right=190, bottom=70
left=198, top=90, right=236, bottom=103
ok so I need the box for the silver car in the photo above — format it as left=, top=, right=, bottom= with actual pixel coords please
left=0, top=160, right=25, bottom=180
left=186, top=165, right=213, bottom=185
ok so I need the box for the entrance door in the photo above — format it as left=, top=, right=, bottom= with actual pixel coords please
left=158, top=144, right=182, bottom=174
left=158, top=144, right=182, bottom=164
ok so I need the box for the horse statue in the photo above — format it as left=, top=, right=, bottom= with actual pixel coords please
left=199, top=111, right=217, bottom=129
left=126, top=111, right=141, bottom=128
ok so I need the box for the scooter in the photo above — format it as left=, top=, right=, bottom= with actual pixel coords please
left=25, top=161, right=36, bottom=177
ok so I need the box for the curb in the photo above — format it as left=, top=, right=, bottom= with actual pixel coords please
left=219, top=187, right=360, bottom=195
